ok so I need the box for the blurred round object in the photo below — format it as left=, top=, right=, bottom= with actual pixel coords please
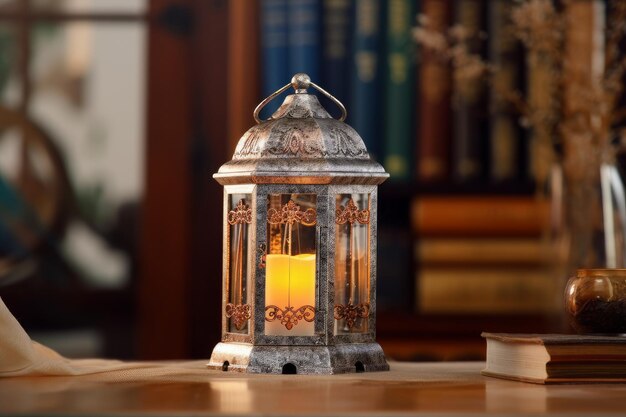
left=0, top=105, right=71, bottom=285
left=565, top=269, right=626, bottom=334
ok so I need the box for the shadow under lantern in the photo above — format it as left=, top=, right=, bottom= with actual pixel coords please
left=207, top=73, right=390, bottom=374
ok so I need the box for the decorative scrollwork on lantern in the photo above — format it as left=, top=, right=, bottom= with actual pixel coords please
left=265, top=305, right=316, bottom=330
left=336, top=198, right=370, bottom=225
left=228, top=199, right=252, bottom=225
left=327, top=128, right=368, bottom=158
left=268, top=199, right=317, bottom=226
left=225, top=303, right=252, bottom=331
left=333, top=303, right=370, bottom=329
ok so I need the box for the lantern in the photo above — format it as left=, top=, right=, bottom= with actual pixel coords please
left=207, top=74, right=389, bottom=374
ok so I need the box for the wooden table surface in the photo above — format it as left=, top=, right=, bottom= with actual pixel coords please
left=1, top=361, right=626, bottom=416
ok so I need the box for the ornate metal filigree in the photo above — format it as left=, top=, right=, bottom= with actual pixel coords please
left=225, top=303, right=252, bottom=331
left=334, top=303, right=370, bottom=329
left=283, top=104, right=314, bottom=119
left=265, top=305, right=316, bottom=330
left=235, top=131, right=261, bottom=157
left=336, top=198, right=370, bottom=224
left=265, top=89, right=335, bottom=121
left=233, top=122, right=273, bottom=158
left=228, top=199, right=252, bottom=225
left=268, top=200, right=317, bottom=226
left=264, top=125, right=326, bottom=157
left=232, top=122, right=369, bottom=160
left=327, top=128, right=368, bottom=158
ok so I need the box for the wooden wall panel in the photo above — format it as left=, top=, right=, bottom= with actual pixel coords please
left=188, top=0, right=230, bottom=359
left=139, top=0, right=229, bottom=359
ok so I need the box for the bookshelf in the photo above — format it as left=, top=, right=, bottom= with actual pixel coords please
left=225, top=0, right=577, bottom=361
left=0, top=0, right=579, bottom=362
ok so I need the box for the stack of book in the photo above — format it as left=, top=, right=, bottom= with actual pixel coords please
left=482, top=333, right=626, bottom=384
left=412, top=195, right=560, bottom=314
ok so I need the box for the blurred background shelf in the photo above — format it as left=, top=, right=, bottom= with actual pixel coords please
left=0, top=0, right=610, bottom=362
left=377, top=312, right=562, bottom=361
left=380, top=181, right=537, bottom=198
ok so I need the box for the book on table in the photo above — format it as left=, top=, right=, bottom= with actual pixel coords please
left=482, top=333, right=626, bottom=384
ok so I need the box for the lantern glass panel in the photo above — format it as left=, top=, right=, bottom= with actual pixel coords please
left=264, top=193, right=317, bottom=337
left=226, top=193, right=252, bottom=334
left=334, top=193, right=370, bottom=334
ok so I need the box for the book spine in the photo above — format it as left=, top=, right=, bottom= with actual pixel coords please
left=351, top=0, right=381, bottom=158
left=416, top=237, right=548, bottom=266
left=417, top=0, right=452, bottom=182
left=416, top=267, right=559, bottom=314
left=488, top=0, right=523, bottom=181
left=322, top=0, right=352, bottom=112
left=525, top=52, right=555, bottom=183
left=565, top=0, right=605, bottom=90
left=563, top=0, right=605, bottom=139
left=383, top=0, right=415, bottom=180
left=451, top=0, right=487, bottom=181
left=288, top=0, right=321, bottom=81
left=609, top=1, right=626, bottom=136
left=411, top=196, right=549, bottom=237
left=260, top=0, right=289, bottom=117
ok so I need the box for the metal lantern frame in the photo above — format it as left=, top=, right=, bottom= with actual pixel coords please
left=208, top=74, right=389, bottom=374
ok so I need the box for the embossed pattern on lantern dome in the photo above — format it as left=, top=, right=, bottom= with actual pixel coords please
left=233, top=94, right=369, bottom=160
left=215, top=93, right=388, bottom=186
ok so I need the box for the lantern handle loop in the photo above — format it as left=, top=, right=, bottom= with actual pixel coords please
left=309, top=81, right=347, bottom=122
left=253, top=73, right=347, bottom=124
left=253, top=82, right=292, bottom=124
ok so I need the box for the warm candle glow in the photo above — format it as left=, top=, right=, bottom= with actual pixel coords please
left=265, top=253, right=316, bottom=336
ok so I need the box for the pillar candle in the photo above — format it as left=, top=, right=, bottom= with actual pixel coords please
left=265, top=253, right=316, bottom=336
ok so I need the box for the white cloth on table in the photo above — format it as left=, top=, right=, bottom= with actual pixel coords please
left=0, top=296, right=209, bottom=379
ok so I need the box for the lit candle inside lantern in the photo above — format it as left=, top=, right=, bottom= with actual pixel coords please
left=265, top=253, right=316, bottom=336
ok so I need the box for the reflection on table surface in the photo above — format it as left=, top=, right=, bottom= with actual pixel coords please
left=1, top=362, right=626, bottom=416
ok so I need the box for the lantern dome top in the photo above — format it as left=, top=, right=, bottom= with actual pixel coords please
left=214, top=74, right=389, bottom=185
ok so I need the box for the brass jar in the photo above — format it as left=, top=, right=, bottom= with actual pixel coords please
left=565, top=269, right=626, bottom=334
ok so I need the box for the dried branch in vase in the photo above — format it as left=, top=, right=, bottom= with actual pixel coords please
left=413, top=0, right=626, bottom=177
left=413, top=13, right=491, bottom=106
left=511, top=0, right=564, bottom=159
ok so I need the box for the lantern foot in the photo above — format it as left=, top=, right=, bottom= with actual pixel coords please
left=207, top=342, right=389, bottom=374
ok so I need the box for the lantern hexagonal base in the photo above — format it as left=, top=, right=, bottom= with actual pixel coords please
left=207, top=342, right=389, bottom=374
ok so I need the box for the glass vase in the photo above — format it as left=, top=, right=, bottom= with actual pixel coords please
left=551, top=155, right=626, bottom=277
